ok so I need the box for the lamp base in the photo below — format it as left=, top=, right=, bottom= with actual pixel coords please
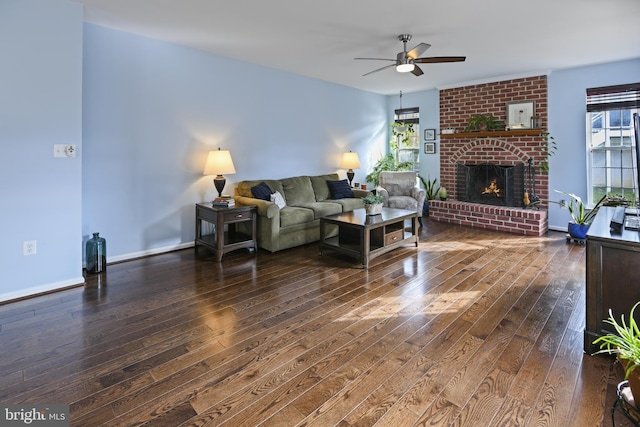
left=214, top=175, right=226, bottom=198
left=347, top=170, right=355, bottom=187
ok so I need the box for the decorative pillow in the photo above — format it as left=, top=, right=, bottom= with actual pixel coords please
left=270, top=191, right=286, bottom=209
left=327, top=179, right=354, bottom=199
left=251, top=182, right=272, bottom=200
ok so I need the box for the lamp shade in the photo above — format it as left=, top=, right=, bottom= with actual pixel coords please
left=340, top=151, right=361, bottom=170
left=203, top=149, right=236, bottom=175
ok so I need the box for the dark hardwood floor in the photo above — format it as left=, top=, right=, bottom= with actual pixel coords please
left=0, top=219, right=634, bottom=426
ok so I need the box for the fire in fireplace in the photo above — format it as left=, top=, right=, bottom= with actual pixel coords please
left=456, top=163, right=525, bottom=207
left=482, top=179, right=501, bottom=197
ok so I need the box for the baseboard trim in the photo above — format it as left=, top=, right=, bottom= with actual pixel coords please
left=0, top=277, right=85, bottom=305
left=2, top=243, right=197, bottom=305
left=106, top=241, right=195, bottom=264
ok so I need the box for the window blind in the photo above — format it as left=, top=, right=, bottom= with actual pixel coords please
left=586, top=83, right=640, bottom=112
left=394, top=107, right=419, bottom=124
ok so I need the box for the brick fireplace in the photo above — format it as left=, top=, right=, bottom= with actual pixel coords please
left=429, top=76, right=549, bottom=236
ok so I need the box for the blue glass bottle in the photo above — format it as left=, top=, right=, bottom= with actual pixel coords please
left=86, top=232, right=107, bottom=274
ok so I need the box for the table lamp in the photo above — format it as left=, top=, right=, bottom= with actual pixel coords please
left=204, top=148, right=236, bottom=198
left=341, top=151, right=361, bottom=187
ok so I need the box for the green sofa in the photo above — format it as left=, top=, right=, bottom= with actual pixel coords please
left=234, top=173, right=371, bottom=252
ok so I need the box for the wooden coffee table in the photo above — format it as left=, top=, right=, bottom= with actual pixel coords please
left=319, top=207, right=419, bottom=268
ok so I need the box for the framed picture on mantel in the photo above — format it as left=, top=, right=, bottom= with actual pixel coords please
left=506, top=100, right=535, bottom=129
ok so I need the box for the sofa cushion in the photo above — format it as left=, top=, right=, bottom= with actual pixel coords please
left=388, top=195, right=419, bottom=211
left=279, top=206, right=315, bottom=228
left=299, top=201, right=342, bottom=219
left=236, top=179, right=284, bottom=199
left=281, top=176, right=315, bottom=206
left=328, top=198, right=365, bottom=212
left=310, top=173, right=340, bottom=202
left=270, top=191, right=286, bottom=209
left=251, top=182, right=272, bottom=200
left=327, top=179, right=354, bottom=199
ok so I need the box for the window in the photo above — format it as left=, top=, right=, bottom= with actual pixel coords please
left=393, top=107, right=420, bottom=171
left=586, top=83, right=640, bottom=206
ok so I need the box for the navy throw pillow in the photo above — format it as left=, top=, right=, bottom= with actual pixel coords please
left=327, top=179, right=354, bottom=199
left=251, top=182, right=272, bottom=200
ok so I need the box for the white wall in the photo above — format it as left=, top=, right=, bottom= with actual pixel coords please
left=0, top=0, right=84, bottom=301
left=82, top=23, right=387, bottom=261
left=548, top=58, right=640, bottom=230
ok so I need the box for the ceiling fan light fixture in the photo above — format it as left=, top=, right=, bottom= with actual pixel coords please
left=396, top=63, right=415, bottom=73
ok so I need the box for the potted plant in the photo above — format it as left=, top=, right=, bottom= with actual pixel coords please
left=463, top=114, right=503, bottom=132
left=593, top=301, right=640, bottom=399
left=390, top=122, right=416, bottom=151
left=539, top=132, right=558, bottom=173
left=362, top=193, right=384, bottom=215
left=365, top=154, right=413, bottom=188
left=550, top=190, right=606, bottom=239
left=418, top=175, right=440, bottom=216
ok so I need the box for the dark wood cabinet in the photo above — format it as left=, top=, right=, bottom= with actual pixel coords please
left=584, top=206, right=640, bottom=353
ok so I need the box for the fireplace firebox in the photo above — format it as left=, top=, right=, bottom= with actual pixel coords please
left=456, top=163, right=525, bottom=207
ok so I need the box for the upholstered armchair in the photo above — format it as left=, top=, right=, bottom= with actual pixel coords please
left=377, top=171, right=426, bottom=225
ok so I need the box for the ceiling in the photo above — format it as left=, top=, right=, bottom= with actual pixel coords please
left=74, top=0, right=640, bottom=95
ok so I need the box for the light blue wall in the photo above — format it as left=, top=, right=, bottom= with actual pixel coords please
left=0, top=0, right=84, bottom=301
left=399, top=89, right=440, bottom=183
left=3, top=1, right=637, bottom=302
left=82, top=24, right=387, bottom=261
left=548, top=58, right=640, bottom=229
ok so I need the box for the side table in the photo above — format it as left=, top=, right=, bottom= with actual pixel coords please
left=195, top=203, right=257, bottom=261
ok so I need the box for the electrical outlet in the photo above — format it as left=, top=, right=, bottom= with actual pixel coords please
left=23, top=240, right=37, bottom=256
left=54, top=144, right=76, bottom=158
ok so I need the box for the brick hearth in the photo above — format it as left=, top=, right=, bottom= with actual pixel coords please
left=428, top=200, right=548, bottom=236
left=432, top=75, right=549, bottom=235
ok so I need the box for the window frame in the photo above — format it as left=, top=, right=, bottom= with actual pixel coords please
left=585, top=83, right=640, bottom=207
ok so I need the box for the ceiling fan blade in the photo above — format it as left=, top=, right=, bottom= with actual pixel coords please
left=411, top=65, right=424, bottom=76
left=414, top=56, right=466, bottom=63
left=354, top=57, right=396, bottom=62
left=406, top=43, right=431, bottom=60
left=362, top=63, right=396, bottom=76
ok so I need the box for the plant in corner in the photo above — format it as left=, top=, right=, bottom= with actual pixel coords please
left=593, top=301, right=640, bottom=399
left=418, top=175, right=440, bottom=216
left=549, top=190, right=606, bottom=240
left=365, top=154, right=413, bottom=188
left=418, top=175, right=440, bottom=201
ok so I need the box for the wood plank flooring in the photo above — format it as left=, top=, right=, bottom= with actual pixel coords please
left=0, top=219, right=635, bottom=426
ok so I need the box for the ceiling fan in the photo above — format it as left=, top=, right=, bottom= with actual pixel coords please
left=355, top=34, right=466, bottom=77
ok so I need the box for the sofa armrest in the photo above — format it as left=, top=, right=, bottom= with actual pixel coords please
left=376, top=187, right=389, bottom=205
left=234, top=196, right=279, bottom=219
left=411, top=186, right=427, bottom=201
left=352, top=189, right=373, bottom=198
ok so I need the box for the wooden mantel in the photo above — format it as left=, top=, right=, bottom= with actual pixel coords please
left=440, top=129, right=544, bottom=138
